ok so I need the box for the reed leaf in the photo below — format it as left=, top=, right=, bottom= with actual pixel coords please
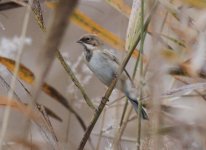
left=125, top=0, right=145, bottom=51
left=0, top=56, right=75, bottom=120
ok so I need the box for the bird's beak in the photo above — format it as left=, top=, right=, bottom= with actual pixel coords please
left=76, top=40, right=82, bottom=44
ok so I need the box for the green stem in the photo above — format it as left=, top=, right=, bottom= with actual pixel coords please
left=137, top=0, right=145, bottom=149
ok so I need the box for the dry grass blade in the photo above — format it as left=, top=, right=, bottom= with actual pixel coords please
left=125, top=0, right=144, bottom=51
left=0, top=56, right=34, bottom=83
left=0, top=71, right=62, bottom=122
left=0, top=56, right=67, bottom=109
left=0, top=56, right=87, bottom=128
left=32, top=0, right=46, bottom=31
left=36, top=104, right=62, bottom=122
left=0, top=96, right=51, bottom=133
left=105, top=0, right=131, bottom=17
left=182, top=0, right=206, bottom=8
left=46, top=2, right=141, bottom=58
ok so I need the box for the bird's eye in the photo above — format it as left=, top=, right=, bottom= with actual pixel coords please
left=85, top=37, right=91, bottom=41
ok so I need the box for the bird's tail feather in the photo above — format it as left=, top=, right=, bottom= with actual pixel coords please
left=128, top=98, right=149, bottom=120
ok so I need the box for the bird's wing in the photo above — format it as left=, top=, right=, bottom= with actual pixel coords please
left=102, top=49, right=120, bottom=64
left=102, top=49, right=134, bottom=85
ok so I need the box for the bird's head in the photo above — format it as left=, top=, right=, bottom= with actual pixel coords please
left=77, top=34, right=103, bottom=50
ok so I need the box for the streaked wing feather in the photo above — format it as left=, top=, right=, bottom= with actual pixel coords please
left=102, top=50, right=134, bottom=85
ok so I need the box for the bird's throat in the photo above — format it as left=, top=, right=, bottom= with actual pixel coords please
left=83, top=46, right=93, bottom=62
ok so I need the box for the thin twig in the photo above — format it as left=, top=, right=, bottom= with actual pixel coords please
left=38, top=105, right=58, bottom=142
left=0, top=75, right=21, bottom=101
left=56, top=50, right=96, bottom=111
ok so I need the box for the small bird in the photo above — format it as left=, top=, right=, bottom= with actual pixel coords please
left=77, top=34, right=148, bottom=119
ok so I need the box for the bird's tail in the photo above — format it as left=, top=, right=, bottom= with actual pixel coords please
left=128, top=98, right=149, bottom=120
left=124, top=80, right=148, bottom=119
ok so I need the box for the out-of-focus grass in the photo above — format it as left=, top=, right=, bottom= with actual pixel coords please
left=1, top=0, right=206, bottom=149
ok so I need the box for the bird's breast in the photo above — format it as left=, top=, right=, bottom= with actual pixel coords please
left=86, top=51, right=117, bottom=86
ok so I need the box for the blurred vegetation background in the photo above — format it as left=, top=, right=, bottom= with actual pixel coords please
left=0, top=0, right=206, bottom=149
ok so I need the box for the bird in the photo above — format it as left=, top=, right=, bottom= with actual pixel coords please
left=77, top=34, right=148, bottom=120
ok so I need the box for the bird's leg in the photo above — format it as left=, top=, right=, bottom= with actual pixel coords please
left=112, top=72, right=118, bottom=79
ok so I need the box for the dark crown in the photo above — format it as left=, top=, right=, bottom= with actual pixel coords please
left=78, top=34, right=103, bottom=47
